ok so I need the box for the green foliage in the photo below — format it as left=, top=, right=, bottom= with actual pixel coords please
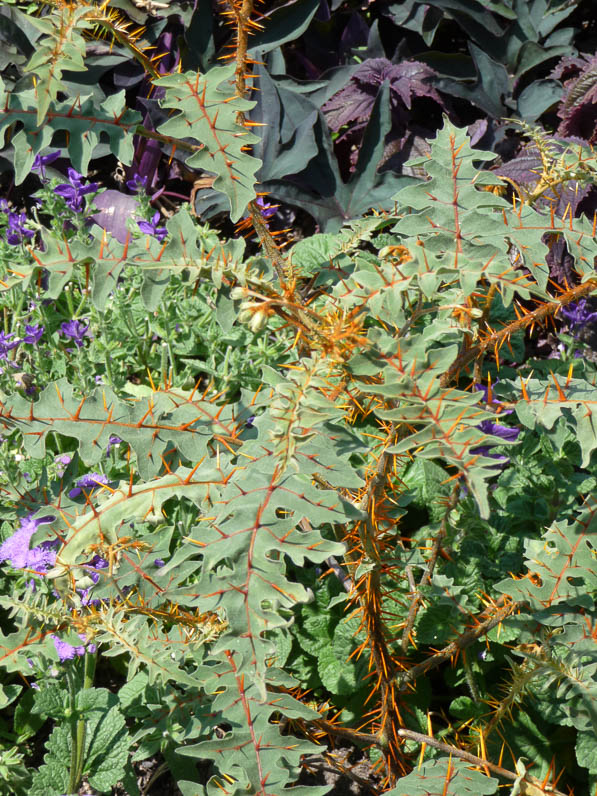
left=262, top=81, right=416, bottom=232
left=0, top=2, right=595, bottom=793
left=156, top=65, right=260, bottom=222
left=31, top=686, right=129, bottom=795
left=386, top=757, right=499, bottom=795
left=0, top=76, right=141, bottom=184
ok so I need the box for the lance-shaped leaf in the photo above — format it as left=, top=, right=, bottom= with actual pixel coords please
left=156, top=65, right=261, bottom=222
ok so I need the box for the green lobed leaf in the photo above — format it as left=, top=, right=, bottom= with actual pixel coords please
left=0, top=79, right=140, bottom=183
left=156, top=65, right=261, bottom=222
left=386, top=756, right=498, bottom=795
left=23, top=5, right=89, bottom=125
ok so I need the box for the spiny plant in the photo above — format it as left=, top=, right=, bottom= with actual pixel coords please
left=0, top=0, right=595, bottom=795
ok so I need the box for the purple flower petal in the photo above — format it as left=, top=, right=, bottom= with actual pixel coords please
left=32, top=151, right=61, bottom=180
left=60, top=319, right=92, bottom=348
left=137, top=211, right=168, bottom=242
left=68, top=472, right=109, bottom=498
left=23, top=324, right=44, bottom=345
left=53, top=169, right=98, bottom=213
left=478, top=420, right=521, bottom=442
left=0, top=514, right=55, bottom=570
left=106, top=435, right=122, bottom=455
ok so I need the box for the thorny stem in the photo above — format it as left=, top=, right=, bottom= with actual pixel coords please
left=135, top=125, right=204, bottom=154
left=400, top=482, right=460, bottom=654
left=313, top=719, right=381, bottom=748
left=226, top=0, right=288, bottom=283
left=396, top=599, right=517, bottom=691
left=473, top=282, right=498, bottom=385
left=441, top=278, right=597, bottom=387
left=396, top=728, right=567, bottom=795
left=353, top=422, right=407, bottom=779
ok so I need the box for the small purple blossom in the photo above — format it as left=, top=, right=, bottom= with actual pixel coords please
left=154, top=558, right=165, bottom=568
left=561, top=299, right=597, bottom=337
left=106, top=435, right=122, bottom=455
left=86, top=554, right=108, bottom=584
left=5, top=212, right=35, bottom=246
left=137, top=212, right=167, bottom=243
left=52, top=633, right=96, bottom=662
left=0, top=514, right=55, bottom=570
left=59, top=319, right=92, bottom=348
left=53, top=168, right=98, bottom=213
left=256, top=196, right=277, bottom=220
left=0, top=331, right=19, bottom=360
left=56, top=453, right=72, bottom=477
left=32, top=151, right=61, bottom=181
left=23, top=324, right=44, bottom=345
left=126, top=173, right=148, bottom=193
left=477, top=420, right=521, bottom=442
left=69, top=472, right=109, bottom=498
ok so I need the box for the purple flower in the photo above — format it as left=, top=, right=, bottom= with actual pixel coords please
left=56, top=453, right=72, bottom=477
left=32, top=151, right=61, bottom=181
left=0, top=514, right=55, bottom=570
left=0, top=332, right=19, bottom=360
left=477, top=420, right=521, bottom=442
left=5, top=212, right=34, bottom=246
left=26, top=540, right=59, bottom=573
left=59, top=319, right=92, bottom=348
left=86, top=554, right=108, bottom=584
left=106, top=435, right=121, bottom=455
left=256, top=196, right=277, bottom=220
left=154, top=558, right=165, bottom=568
left=53, top=168, right=98, bottom=213
left=52, top=634, right=95, bottom=662
left=126, top=174, right=148, bottom=193
left=472, top=420, right=521, bottom=467
left=137, top=212, right=167, bottom=243
left=68, top=472, right=109, bottom=498
left=23, top=324, right=44, bottom=345
left=561, top=299, right=597, bottom=338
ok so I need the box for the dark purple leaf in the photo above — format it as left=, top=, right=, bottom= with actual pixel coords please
left=552, top=54, right=597, bottom=143
left=322, top=58, right=443, bottom=132
left=494, top=140, right=591, bottom=218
